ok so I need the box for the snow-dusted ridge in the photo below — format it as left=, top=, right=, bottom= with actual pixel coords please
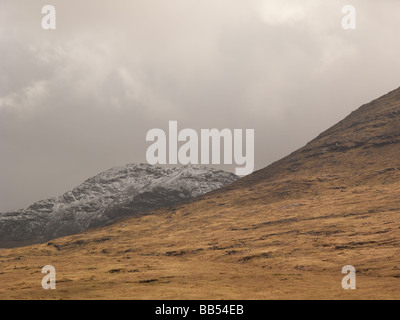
left=0, top=163, right=238, bottom=248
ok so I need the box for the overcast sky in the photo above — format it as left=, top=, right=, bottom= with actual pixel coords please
left=1, top=0, right=400, bottom=211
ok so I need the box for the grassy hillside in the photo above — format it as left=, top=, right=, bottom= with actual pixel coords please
left=1, top=88, right=400, bottom=299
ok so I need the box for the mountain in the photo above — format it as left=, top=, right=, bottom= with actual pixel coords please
left=0, top=164, right=238, bottom=248
left=241, top=85, right=400, bottom=187
left=1, top=87, right=400, bottom=299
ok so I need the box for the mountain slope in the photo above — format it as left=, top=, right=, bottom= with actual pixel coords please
left=1, top=87, right=400, bottom=299
left=0, top=164, right=238, bottom=248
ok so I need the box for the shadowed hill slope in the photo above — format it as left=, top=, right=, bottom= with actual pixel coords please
left=1, top=87, right=400, bottom=299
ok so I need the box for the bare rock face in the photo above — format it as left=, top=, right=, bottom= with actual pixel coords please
left=0, top=164, right=238, bottom=248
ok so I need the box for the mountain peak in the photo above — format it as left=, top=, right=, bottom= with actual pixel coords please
left=0, top=164, right=237, bottom=248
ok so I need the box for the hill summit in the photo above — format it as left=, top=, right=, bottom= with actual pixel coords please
left=0, top=164, right=237, bottom=248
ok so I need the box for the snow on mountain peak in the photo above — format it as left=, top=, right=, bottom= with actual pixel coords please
left=0, top=163, right=238, bottom=248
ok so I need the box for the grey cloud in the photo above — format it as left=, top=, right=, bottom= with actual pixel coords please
left=1, top=0, right=400, bottom=211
